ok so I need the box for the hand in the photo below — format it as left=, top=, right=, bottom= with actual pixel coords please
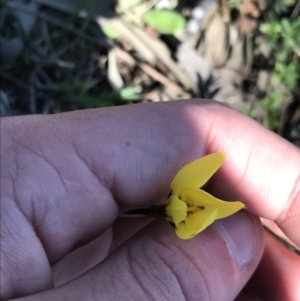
left=1, top=99, right=299, bottom=301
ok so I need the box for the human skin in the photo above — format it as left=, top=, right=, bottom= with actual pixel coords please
left=1, top=99, right=300, bottom=300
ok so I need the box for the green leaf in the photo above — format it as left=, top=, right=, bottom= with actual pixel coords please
left=101, top=24, right=120, bottom=39
left=276, top=48, right=289, bottom=62
left=57, top=79, right=97, bottom=95
left=260, top=23, right=272, bottom=34
left=260, top=22, right=281, bottom=45
left=118, top=86, right=141, bottom=101
left=243, top=108, right=255, bottom=117
left=273, top=62, right=297, bottom=89
left=73, top=95, right=114, bottom=107
left=72, top=86, right=141, bottom=108
left=142, top=10, right=186, bottom=34
left=281, top=19, right=291, bottom=34
left=228, top=0, right=243, bottom=9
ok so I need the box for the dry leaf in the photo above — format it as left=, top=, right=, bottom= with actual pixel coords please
left=238, top=0, right=265, bottom=35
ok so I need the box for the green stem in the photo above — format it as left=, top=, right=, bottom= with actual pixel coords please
left=123, top=205, right=166, bottom=218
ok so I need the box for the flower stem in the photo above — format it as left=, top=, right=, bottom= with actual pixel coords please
left=123, top=205, right=166, bottom=218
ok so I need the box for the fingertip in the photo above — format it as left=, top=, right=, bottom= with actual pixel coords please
left=213, top=211, right=263, bottom=269
left=249, top=230, right=300, bottom=301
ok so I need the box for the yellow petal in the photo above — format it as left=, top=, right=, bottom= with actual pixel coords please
left=175, top=209, right=218, bottom=240
left=171, top=153, right=226, bottom=197
left=181, top=188, right=245, bottom=219
left=185, top=209, right=218, bottom=231
left=165, top=195, right=187, bottom=225
left=175, top=223, right=197, bottom=240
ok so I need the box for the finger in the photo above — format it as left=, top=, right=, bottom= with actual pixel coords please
left=248, top=230, right=300, bottom=301
left=234, top=287, right=263, bottom=301
left=52, top=227, right=113, bottom=287
left=52, top=216, right=153, bottom=286
left=261, top=218, right=299, bottom=251
left=17, top=211, right=264, bottom=301
left=110, top=216, right=155, bottom=251
left=200, top=102, right=300, bottom=247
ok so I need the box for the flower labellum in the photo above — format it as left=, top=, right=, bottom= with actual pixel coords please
left=125, top=153, right=245, bottom=239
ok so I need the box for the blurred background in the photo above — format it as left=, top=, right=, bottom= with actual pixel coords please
left=0, top=0, right=299, bottom=146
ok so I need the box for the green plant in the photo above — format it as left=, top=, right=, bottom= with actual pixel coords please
left=265, top=0, right=297, bottom=16
left=258, top=14, right=300, bottom=130
left=142, top=9, right=186, bottom=34
left=228, top=0, right=243, bottom=9
left=71, top=86, right=141, bottom=108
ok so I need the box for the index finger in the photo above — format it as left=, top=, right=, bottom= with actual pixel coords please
left=197, top=101, right=300, bottom=247
left=96, top=99, right=299, bottom=246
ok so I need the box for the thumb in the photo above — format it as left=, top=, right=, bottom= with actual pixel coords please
left=18, top=212, right=263, bottom=301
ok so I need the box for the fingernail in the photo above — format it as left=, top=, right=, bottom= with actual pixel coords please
left=213, top=211, right=259, bottom=267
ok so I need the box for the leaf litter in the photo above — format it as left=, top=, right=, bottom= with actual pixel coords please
left=0, top=0, right=299, bottom=142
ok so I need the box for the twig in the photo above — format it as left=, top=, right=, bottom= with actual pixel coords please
left=35, top=69, right=59, bottom=90
left=220, top=0, right=230, bottom=23
left=98, top=17, right=196, bottom=92
left=0, top=69, right=47, bottom=101
left=28, top=67, right=39, bottom=114
left=6, top=1, right=110, bottom=49
left=264, top=226, right=300, bottom=255
left=291, top=0, right=300, bottom=19
left=145, top=89, right=160, bottom=101
left=0, top=70, right=29, bottom=91
left=139, top=63, right=190, bottom=98
left=114, top=47, right=190, bottom=98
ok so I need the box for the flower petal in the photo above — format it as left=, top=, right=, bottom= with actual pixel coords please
left=165, top=195, right=187, bottom=225
left=175, top=209, right=218, bottom=239
left=185, top=209, right=218, bottom=231
left=181, top=188, right=245, bottom=219
left=175, top=223, right=197, bottom=240
left=171, top=153, right=226, bottom=197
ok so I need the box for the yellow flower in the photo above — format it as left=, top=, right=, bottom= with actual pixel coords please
left=125, top=152, right=245, bottom=240
left=164, top=153, right=245, bottom=239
